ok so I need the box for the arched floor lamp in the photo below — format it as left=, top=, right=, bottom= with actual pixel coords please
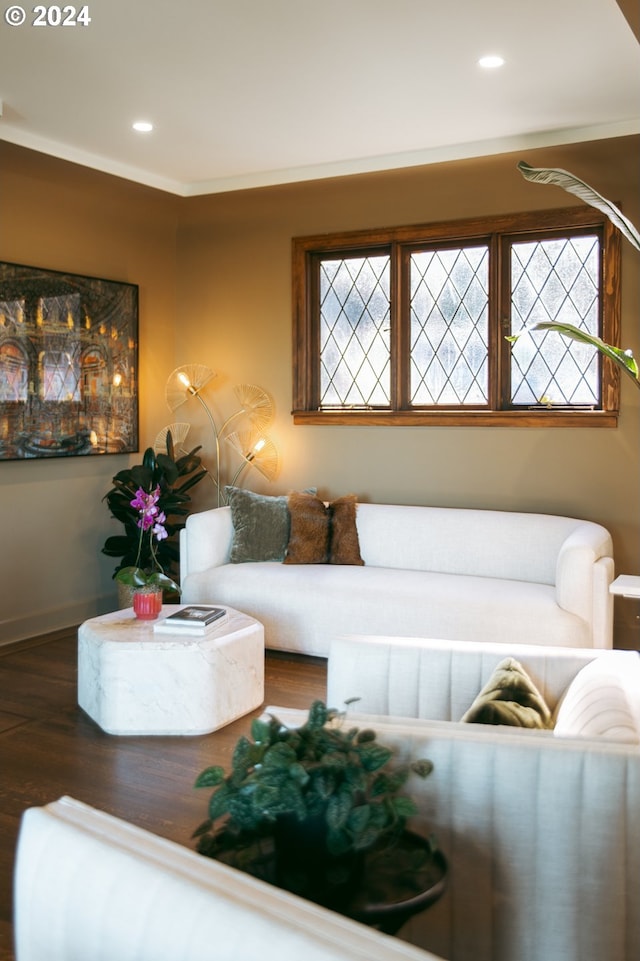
left=158, top=365, right=278, bottom=506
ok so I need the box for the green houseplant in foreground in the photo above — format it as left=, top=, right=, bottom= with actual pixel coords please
left=510, top=161, right=639, bottom=389
left=193, top=700, right=436, bottom=909
left=102, top=432, right=207, bottom=593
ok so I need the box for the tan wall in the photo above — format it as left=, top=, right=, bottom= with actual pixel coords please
left=0, top=142, right=181, bottom=640
left=177, top=136, right=639, bottom=647
left=1, top=136, right=638, bottom=645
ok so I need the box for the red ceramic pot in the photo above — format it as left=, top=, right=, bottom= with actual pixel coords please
left=133, top=589, right=163, bottom=620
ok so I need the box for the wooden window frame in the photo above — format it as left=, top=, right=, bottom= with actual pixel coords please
left=292, top=207, right=620, bottom=427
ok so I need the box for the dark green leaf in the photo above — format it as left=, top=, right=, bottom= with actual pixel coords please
left=326, top=827, right=351, bottom=856
left=209, top=784, right=233, bottom=821
left=391, top=796, right=418, bottom=818
left=356, top=728, right=376, bottom=744
left=227, top=789, right=260, bottom=828
left=370, top=772, right=394, bottom=797
left=327, top=791, right=352, bottom=830
left=263, top=742, right=298, bottom=768
left=115, top=567, right=148, bottom=588
left=344, top=765, right=367, bottom=793
left=194, top=765, right=225, bottom=788
left=307, top=700, right=328, bottom=729
left=156, top=452, right=180, bottom=485
left=143, top=572, right=176, bottom=591
left=366, top=801, right=390, bottom=829
left=411, top=759, right=434, bottom=778
left=357, top=743, right=393, bottom=772
left=318, top=750, right=347, bottom=770
left=346, top=803, right=370, bottom=834
left=191, top=818, right=212, bottom=839
left=231, top=736, right=253, bottom=778
left=255, top=781, right=305, bottom=818
left=142, top=447, right=157, bottom=472
left=101, top=535, right=134, bottom=557
left=287, top=762, right=310, bottom=787
left=174, top=469, right=208, bottom=494
left=250, top=717, right=274, bottom=744
left=313, top=771, right=337, bottom=800
left=130, top=464, right=154, bottom=488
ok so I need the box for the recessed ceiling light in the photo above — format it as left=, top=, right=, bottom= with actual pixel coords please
left=132, top=121, right=153, bottom=133
left=478, top=55, right=505, bottom=69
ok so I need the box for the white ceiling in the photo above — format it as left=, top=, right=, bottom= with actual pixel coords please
left=0, top=0, right=638, bottom=196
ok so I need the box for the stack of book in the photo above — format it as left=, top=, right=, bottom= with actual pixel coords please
left=153, top=605, right=227, bottom=635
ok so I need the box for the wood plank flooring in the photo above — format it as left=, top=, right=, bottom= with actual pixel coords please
left=0, top=628, right=327, bottom=961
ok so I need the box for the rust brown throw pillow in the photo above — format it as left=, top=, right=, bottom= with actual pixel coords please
left=329, top=495, right=364, bottom=565
left=284, top=492, right=330, bottom=564
left=284, top=493, right=364, bottom=566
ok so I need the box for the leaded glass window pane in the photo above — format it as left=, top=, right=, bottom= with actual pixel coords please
left=510, top=236, right=600, bottom=406
left=293, top=207, right=618, bottom=425
left=410, top=246, right=489, bottom=405
left=319, top=255, right=390, bottom=407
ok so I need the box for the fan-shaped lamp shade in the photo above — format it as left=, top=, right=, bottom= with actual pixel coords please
left=154, top=423, right=192, bottom=454
left=166, top=365, right=216, bottom=412
left=225, top=430, right=279, bottom=482
left=232, top=384, right=275, bottom=432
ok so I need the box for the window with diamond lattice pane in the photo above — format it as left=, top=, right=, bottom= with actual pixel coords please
left=293, top=207, right=618, bottom=425
left=319, top=255, right=390, bottom=407
left=510, top=236, right=600, bottom=406
left=410, top=246, right=489, bottom=405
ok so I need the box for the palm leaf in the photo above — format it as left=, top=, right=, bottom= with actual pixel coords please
left=517, top=162, right=640, bottom=252
left=507, top=322, right=640, bottom=387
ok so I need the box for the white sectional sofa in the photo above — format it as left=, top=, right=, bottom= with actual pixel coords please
left=313, top=635, right=640, bottom=961
left=14, top=796, right=445, bottom=961
left=180, top=502, right=614, bottom=656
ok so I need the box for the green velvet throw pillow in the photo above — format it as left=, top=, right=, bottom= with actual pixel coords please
left=226, top=487, right=290, bottom=563
left=461, top=657, right=552, bottom=729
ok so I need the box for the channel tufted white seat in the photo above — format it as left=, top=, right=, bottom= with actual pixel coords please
left=268, top=697, right=640, bottom=961
left=308, top=635, right=640, bottom=961
left=14, top=796, right=446, bottom=961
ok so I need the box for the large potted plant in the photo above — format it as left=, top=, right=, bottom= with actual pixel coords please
left=193, top=700, right=444, bottom=924
left=102, top=432, right=207, bottom=604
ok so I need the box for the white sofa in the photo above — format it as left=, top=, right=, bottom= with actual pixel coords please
left=14, top=796, right=445, bottom=961
left=311, top=635, right=640, bottom=961
left=180, top=502, right=614, bottom=656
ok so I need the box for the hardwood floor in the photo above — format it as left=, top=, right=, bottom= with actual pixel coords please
left=0, top=628, right=327, bottom=961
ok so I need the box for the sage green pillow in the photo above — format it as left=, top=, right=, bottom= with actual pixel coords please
left=225, top=487, right=290, bottom=563
left=462, top=657, right=552, bottom=729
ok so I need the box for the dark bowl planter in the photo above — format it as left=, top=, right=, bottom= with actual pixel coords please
left=193, top=701, right=443, bottom=928
left=273, top=813, right=364, bottom=910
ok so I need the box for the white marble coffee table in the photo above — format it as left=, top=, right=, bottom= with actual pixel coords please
left=78, top=605, right=264, bottom=735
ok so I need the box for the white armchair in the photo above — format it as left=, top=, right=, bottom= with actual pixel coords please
left=312, top=635, right=640, bottom=961
left=14, top=796, right=446, bottom=961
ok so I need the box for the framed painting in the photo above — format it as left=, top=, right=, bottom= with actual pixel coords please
left=0, top=262, right=138, bottom=460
